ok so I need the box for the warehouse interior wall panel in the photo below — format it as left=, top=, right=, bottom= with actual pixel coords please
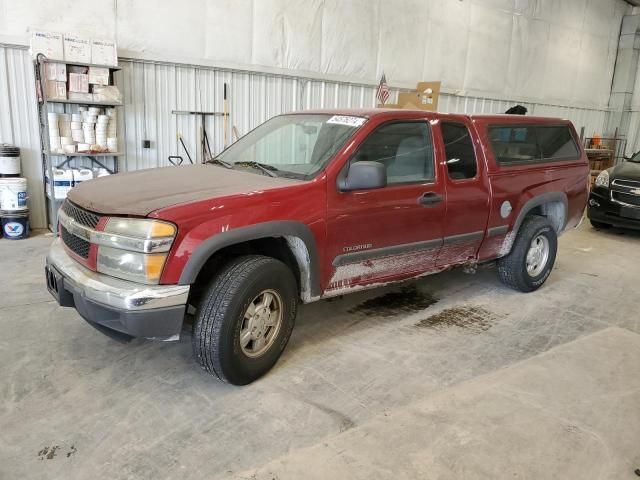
left=0, top=0, right=627, bottom=110
left=0, top=46, right=46, bottom=229
left=114, top=57, right=611, bottom=171
left=622, top=18, right=640, bottom=155
left=627, top=111, right=640, bottom=155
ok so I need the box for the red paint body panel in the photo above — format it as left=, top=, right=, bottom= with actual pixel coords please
left=153, top=177, right=328, bottom=285
left=472, top=116, right=589, bottom=260
left=324, top=112, right=446, bottom=290
left=78, top=109, right=587, bottom=297
left=433, top=114, right=491, bottom=266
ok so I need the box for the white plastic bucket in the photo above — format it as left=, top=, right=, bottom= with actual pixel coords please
left=0, top=177, right=28, bottom=211
left=0, top=144, right=21, bottom=176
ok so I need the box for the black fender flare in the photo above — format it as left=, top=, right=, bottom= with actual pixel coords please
left=511, top=191, right=569, bottom=237
left=178, top=221, right=321, bottom=301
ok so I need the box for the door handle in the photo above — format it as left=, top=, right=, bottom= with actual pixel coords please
left=418, top=192, right=443, bottom=207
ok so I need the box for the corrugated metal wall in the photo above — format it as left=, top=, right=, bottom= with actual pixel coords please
left=0, top=46, right=617, bottom=229
left=626, top=111, right=640, bottom=155
left=0, top=46, right=46, bottom=228
left=118, top=58, right=612, bottom=171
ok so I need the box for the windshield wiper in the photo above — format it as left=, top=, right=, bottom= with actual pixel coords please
left=205, top=157, right=233, bottom=169
left=234, top=161, right=279, bottom=177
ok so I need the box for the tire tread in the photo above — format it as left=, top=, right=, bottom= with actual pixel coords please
left=497, top=215, right=557, bottom=292
left=192, top=255, right=276, bottom=383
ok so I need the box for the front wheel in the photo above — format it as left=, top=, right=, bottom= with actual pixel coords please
left=192, top=255, right=298, bottom=385
left=497, top=216, right=558, bottom=292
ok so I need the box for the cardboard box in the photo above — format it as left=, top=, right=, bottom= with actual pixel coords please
left=44, top=62, right=67, bottom=81
left=68, top=65, right=89, bottom=74
left=397, top=81, right=441, bottom=112
left=89, top=67, right=110, bottom=85
left=30, top=30, right=64, bottom=60
left=45, top=80, right=67, bottom=100
left=69, top=73, right=89, bottom=93
left=92, top=85, right=121, bottom=103
left=68, top=92, right=94, bottom=102
left=64, top=34, right=91, bottom=63
left=91, top=39, right=118, bottom=66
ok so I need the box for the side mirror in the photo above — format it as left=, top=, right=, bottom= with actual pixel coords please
left=338, top=161, right=387, bottom=191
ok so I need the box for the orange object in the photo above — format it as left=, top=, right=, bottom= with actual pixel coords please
left=592, top=134, right=601, bottom=147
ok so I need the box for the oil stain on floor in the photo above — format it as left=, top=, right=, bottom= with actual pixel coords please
left=415, top=305, right=499, bottom=334
left=37, top=445, right=60, bottom=460
left=348, top=285, right=438, bottom=317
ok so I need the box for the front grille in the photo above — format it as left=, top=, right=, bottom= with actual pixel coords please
left=61, top=200, right=101, bottom=228
left=612, top=191, right=640, bottom=207
left=612, top=178, right=640, bottom=189
left=611, top=179, right=640, bottom=207
left=60, top=225, right=90, bottom=259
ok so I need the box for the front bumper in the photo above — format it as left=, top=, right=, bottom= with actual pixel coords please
left=587, top=189, right=640, bottom=230
left=45, top=239, right=189, bottom=340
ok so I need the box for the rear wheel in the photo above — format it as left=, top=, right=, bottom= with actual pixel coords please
left=497, top=216, right=558, bottom=292
left=192, top=255, right=297, bottom=385
left=590, top=219, right=611, bottom=229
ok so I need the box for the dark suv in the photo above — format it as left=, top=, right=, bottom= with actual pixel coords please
left=588, top=153, right=640, bottom=230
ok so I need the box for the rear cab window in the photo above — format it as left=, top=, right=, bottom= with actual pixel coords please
left=488, top=124, right=580, bottom=165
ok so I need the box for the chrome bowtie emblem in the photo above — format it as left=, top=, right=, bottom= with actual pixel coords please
left=630, top=188, right=640, bottom=195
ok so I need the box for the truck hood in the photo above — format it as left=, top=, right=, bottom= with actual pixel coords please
left=67, top=164, right=303, bottom=216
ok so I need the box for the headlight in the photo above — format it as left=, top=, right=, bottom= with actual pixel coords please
left=97, top=246, right=168, bottom=284
left=595, top=170, right=609, bottom=188
left=96, top=218, right=177, bottom=284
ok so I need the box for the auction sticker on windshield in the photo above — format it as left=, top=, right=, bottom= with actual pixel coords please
left=326, top=115, right=367, bottom=127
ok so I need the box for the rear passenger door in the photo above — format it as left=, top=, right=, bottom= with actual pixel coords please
left=325, top=120, right=446, bottom=291
left=435, top=118, right=491, bottom=266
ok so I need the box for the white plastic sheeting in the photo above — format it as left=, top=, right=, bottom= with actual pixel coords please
left=0, top=0, right=627, bottom=109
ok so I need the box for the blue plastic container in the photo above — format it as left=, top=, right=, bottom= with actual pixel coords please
left=1, top=210, right=29, bottom=239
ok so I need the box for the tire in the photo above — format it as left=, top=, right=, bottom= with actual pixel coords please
left=590, top=219, right=611, bottom=229
left=192, top=255, right=297, bottom=385
left=497, top=216, right=558, bottom=292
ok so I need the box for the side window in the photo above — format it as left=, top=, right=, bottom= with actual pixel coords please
left=487, top=125, right=579, bottom=165
left=351, top=122, right=434, bottom=184
left=488, top=126, right=542, bottom=164
left=441, top=122, right=477, bottom=180
left=536, top=126, right=579, bottom=160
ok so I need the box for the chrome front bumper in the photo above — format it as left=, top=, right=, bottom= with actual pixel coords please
left=46, top=239, right=190, bottom=339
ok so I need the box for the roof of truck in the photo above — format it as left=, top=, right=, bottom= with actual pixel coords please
left=292, top=109, right=571, bottom=124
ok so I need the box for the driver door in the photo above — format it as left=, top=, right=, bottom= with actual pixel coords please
left=325, top=120, right=446, bottom=293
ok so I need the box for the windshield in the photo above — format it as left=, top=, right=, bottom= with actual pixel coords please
left=216, top=114, right=366, bottom=179
left=629, top=151, right=640, bottom=163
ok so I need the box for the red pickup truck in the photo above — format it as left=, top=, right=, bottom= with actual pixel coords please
left=46, top=109, right=588, bottom=384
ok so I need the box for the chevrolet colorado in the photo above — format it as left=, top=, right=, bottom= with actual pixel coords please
left=46, top=109, right=589, bottom=384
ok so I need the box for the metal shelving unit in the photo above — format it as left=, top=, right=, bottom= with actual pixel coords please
left=45, top=98, right=123, bottom=107
left=583, top=136, right=625, bottom=187
left=35, top=56, right=123, bottom=233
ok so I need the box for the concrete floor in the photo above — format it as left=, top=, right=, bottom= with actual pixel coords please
left=0, top=222, right=639, bottom=479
